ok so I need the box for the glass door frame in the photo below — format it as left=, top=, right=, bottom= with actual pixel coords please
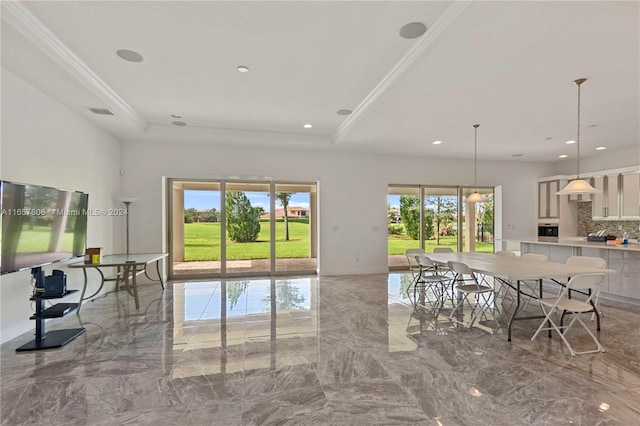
left=167, top=178, right=317, bottom=279
left=388, top=184, right=495, bottom=270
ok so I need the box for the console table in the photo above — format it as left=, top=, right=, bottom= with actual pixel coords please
left=69, top=253, right=167, bottom=309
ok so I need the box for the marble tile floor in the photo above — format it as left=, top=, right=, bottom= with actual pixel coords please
left=1, top=273, right=639, bottom=425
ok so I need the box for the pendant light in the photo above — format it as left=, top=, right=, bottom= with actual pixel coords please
left=467, top=124, right=484, bottom=203
left=556, top=78, right=599, bottom=195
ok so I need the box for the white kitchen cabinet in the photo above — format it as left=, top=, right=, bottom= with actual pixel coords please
left=592, top=176, right=606, bottom=219
left=592, top=174, right=621, bottom=220
left=606, top=174, right=620, bottom=218
left=538, top=180, right=559, bottom=219
left=621, top=172, right=640, bottom=219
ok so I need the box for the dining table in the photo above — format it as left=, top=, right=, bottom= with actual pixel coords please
left=424, top=251, right=616, bottom=341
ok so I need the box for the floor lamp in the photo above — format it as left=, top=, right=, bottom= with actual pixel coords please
left=119, top=198, right=137, bottom=255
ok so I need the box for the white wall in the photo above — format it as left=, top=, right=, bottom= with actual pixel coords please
left=120, top=140, right=555, bottom=276
left=0, top=69, right=121, bottom=343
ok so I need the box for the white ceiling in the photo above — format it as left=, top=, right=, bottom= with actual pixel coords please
left=2, top=1, right=638, bottom=162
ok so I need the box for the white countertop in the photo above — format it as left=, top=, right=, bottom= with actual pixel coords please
left=509, top=238, right=640, bottom=252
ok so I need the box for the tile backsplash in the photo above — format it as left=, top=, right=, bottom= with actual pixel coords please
left=577, top=201, right=640, bottom=237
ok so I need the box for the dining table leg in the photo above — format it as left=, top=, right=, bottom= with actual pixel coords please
left=507, top=280, right=522, bottom=342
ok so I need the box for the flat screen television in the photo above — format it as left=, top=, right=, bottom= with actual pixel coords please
left=1, top=181, right=89, bottom=274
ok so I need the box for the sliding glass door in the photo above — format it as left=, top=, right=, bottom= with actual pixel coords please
left=274, top=183, right=317, bottom=273
left=388, top=184, right=495, bottom=268
left=172, top=181, right=221, bottom=276
left=423, top=186, right=458, bottom=253
left=225, top=182, right=271, bottom=275
left=461, top=188, right=494, bottom=253
left=169, top=179, right=317, bottom=278
left=387, top=186, right=420, bottom=269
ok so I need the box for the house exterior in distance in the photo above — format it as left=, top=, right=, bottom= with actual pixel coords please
left=261, top=207, right=309, bottom=220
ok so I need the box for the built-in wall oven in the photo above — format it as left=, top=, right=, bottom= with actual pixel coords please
left=538, top=223, right=559, bottom=239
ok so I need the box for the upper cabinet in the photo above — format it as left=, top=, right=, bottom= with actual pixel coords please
left=592, top=176, right=606, bottom=219
left=542, top=166, right=639, bottom=223
left=621, top=172, right=640, bottom=219
left=592, top=173, right=640, bottom=220
left=538, top=180, right=559, bottom=219
left=606, top=174, right=620, bottom=218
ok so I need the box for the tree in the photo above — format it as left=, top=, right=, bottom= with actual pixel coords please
left=425, top=195, right=457, bottom=245
left=400, top=195, right=435, bottom=241
left=201, top=208, right=220, bottom=223
left=424, top=208, right=435, bottom=240
left=184, top=208, right=197, bottom=223
left=399, top=195, right=421, bottom=240
left=226, top=191, right=261, bottom=242
left=477, top=193, right=494, bottom=241
left=271, top=192, right=295, bottom=241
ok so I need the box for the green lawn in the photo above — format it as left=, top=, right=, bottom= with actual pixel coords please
left=184, top=222, right=310, bottom=261
left=388, top=233, right=494, bottom=254
left=184, top=221, right=494, bottom=261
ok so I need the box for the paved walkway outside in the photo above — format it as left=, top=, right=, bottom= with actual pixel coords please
left=173, top=258, right=317, bottom=275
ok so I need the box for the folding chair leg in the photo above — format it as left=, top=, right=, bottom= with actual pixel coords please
left=533, top=309, right=605, bottom=356
left=531, top=306, right=555, bottom=342
left=561, top=315, right=604, bottom=356
left=448, top=294, right=470, bottom=325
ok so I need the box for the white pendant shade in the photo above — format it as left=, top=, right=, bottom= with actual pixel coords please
left=556, top=178, right=599, bottom=195
left=467, top=192, right=484, bottom=203
left=557, top=78, right=601, bottom=196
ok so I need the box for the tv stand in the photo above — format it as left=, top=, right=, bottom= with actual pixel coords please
left=15, top=268, right=86, bottom=352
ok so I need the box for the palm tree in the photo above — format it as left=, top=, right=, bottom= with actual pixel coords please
left=275, top=192, right=294, bottom=241
left=425, top=195, right=456, bottom=245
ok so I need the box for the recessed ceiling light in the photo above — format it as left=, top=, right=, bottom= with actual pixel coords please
left=399, top=22, right=427, bottom=39
left=172, top=121, right=187, bottom=126
left=116, top=49, right=143, bottom=62
left=565, top=140, right=576, bottom=144
left=170, top=114, right=182, bottom=119
left=512, top=154, right=523, bottom=157
left=337, top=109, right=352, bottom=116
left=237, top=65, right=249, bottom=73
left=303, top=123, right=312, bottom=129
left=559, top=154, right=568, bottom=158
left=432, top=140, right=442, bottom=145
left=596, top=146, right=606, bottom=150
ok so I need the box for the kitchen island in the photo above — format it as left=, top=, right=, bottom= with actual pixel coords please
left=505, top=238, right=640, bottom=302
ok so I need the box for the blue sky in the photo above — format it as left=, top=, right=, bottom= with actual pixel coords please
left=185, top=190, right=310, bottom=211
left=388, top=195, right=400, bottom=209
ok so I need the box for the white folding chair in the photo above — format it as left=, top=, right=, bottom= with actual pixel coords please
left=433, top=247, right=454, bottom=253
left=564, top=256, right=607, bottom=325
left=405, top=248, right=425, bottom=295
left=495, top=250, right=517, bottom=258
left=432, top=247, right=455, bottom=296
left=531, top=273, right=605, bottom=356
left=447, top=260, right=495, bottom=328
left=518, top=253, right=549, bottom=311
left=492, top=250, right=518, bottom=301
left=412, top=254, right=451, bottom=313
